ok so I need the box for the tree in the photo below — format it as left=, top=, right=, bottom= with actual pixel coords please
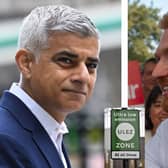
left=128, top=0, right=161, bottom=62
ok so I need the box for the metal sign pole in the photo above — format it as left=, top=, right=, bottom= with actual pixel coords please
left=123, top=159, right=129, bottom=168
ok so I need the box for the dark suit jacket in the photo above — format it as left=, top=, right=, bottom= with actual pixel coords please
left=0, top=91, right=71, bottom=168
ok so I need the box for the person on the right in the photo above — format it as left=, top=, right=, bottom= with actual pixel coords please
left=145, top=12, right=168, bottom=168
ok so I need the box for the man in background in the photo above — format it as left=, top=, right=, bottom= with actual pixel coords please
left=141, top=57, right=157, bottom=101
left=0, top=5, right=100, bottom=168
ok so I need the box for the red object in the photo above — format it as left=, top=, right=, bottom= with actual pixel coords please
left=128, top=61, right=144, bottom=106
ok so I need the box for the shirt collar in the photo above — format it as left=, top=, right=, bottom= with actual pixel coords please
left=9, top=83, right=69, bottom=136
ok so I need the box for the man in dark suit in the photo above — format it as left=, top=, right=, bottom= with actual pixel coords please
left=0, top=5, right=100, bottom=168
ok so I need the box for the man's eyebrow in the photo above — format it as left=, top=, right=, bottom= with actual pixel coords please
left=55, top=50, right=100, bottom=62
left=56, top=51, right=78, bottom=58
left=164, top=48, right=168, bottom=55
left=87, top=57, right=100, bottom=63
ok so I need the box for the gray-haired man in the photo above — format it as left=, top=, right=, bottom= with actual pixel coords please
left=0, top=5, right=100, bottom=168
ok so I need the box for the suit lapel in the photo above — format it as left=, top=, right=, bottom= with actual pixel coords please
left=32, top=127, right=65, bottom=168
left=62, top=143, right=71, bottom=168
left=0, top=91, right=66, bottom=168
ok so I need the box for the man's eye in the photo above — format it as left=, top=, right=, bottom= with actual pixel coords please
left=86, top=63, right=98, bottom=69
left=57, top=57, right=72, bottom=64
left=155, top=57, right=160, bottom=63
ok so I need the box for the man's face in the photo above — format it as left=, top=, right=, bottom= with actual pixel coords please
left=153, top=29, right=168, bottom=111
left=142, top=62, right=157, bottom=92
left=22, top=32, right=99, bottom=121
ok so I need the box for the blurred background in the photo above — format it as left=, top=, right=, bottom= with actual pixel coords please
left=0, top=0, right=121, bottom=167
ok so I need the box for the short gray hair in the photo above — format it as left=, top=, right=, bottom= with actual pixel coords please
left=18, top=5, right=99, bottom=55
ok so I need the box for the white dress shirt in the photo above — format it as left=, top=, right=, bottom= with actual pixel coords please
left=9, top=83, right=69, bottom=168
left=145, top=119, right=168, bottom=168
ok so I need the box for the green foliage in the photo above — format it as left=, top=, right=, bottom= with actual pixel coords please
left=128, top=0, right=161, bottom=62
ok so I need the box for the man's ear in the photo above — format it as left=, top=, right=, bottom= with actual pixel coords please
left=15, top=49, right=34, bottom=79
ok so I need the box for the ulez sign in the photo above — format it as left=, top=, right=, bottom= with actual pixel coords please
left=111, top=108, right=140, bottom=159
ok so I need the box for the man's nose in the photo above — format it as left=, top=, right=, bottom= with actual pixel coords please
left=71, top=63, right=90, bottom=84
left=152, top=59, right=168, bottom=78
